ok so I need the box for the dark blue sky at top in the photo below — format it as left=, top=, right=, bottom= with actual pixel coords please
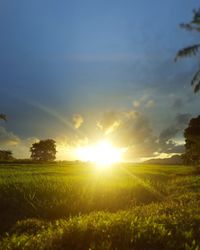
left=0, top=0, right=200, bottom=147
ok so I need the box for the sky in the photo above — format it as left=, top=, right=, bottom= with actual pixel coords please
left=0, top=0, right=200, bottom=161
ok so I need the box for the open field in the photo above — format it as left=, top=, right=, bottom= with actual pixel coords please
left=0, top=162, right=200, bottom=249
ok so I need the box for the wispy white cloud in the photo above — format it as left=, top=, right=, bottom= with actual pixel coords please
left=145, top=100, right=155, bottom=108
left=0, top=126, right=20, bottom=146
left=97, top=111, right=121, bottom=135
left=72, top=114, right=84, bottom=129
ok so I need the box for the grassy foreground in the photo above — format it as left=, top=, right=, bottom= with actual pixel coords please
left=0, top=162, right=200, bottom=249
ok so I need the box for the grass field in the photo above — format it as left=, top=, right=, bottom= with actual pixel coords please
left=0, top=162, right=200, bottom=249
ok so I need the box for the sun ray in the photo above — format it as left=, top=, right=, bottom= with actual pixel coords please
left=76, top=139, right=124, bottom=168
left=118, top=165, right=164, bottom=200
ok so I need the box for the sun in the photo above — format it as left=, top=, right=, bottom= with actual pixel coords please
left=76, top=140, right=123, bottom=168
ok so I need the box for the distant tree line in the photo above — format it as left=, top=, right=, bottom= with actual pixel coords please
left=0, top=150, right=13, bottom=161
left=0, top=139, right=57, bottom=163
left=0, top=113, right=57, bottom=162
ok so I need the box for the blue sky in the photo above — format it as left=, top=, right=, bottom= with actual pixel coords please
left=0, top=0, right=200, bottom=160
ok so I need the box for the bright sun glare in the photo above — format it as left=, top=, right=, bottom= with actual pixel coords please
left=76, top=140, right=123, bottom=168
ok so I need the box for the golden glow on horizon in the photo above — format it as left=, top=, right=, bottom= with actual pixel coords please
left=76, top=140, right=123, bottom=168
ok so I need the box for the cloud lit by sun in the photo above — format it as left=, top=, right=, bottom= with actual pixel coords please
left=76, top=140, right=124, bottom=167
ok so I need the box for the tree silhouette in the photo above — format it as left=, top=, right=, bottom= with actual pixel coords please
left=0, top=150, right=13, bottom=161
left=30, top=139, right=56, bottom=162
left=175, top=9, right=200, bottom=93
left=0, top=114, right=7, bottom=122
left=183, top=115, right=200, bottom=165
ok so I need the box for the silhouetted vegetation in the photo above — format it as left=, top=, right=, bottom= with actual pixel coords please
left=0, top=150, right=13, bottom=161
left=183, top=115, right=200, bottom=165
left=0, top=113, right=7, bottom=122
left=30, top=139, right=56, bottom=162
left=0, top=114, right=13, bottom=162
left=175, top=8, right=200, bottom=93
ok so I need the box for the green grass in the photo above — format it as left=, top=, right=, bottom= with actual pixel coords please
left=0, top=162, right=200, bottom=249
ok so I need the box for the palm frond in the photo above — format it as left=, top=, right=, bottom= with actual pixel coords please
left=174, top=44, right=200, bottom=61
left=176, top=9, right=200, bottom=93
left=191, top=69, right=200, bottom=93
left=193, top=9, right=200, bottom=23
left=179, top=9, right=200, bottom=32
left=180, top=23, right=200, bottom=32
left=194, top=82, right=200, bottom=93
left=191, top=69, right=200, bottom=86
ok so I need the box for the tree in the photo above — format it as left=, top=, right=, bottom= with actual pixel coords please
left=30, top=139, right=56, bottom=161
left=0, top=150, right=13, bottom=161
left=183, top=115, right=200, bottom=165
left=0, top=114, right=7, bottom=122
left=175, top=9, right=200, bottom=93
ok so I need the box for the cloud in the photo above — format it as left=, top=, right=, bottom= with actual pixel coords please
left=0, top=126, right=20, bottom=146
left=172, top=98, right=183, bottom=109
left=156, top=113, right=191, bottom=156
left=96, top=110, right=190, bottom=161
left=113, top=111, right=153, bottom=147
left=132, top=96, right=155, bottom=109
left=145, top=99, right=155, bottom=108
left=159, top=126, right=179, bottom=142
left=8, top=132, right=88, bottom=160
left=156, top=139, right=185, bottom=155
left=133, top=100, right=140, bottom=108
left=97, top=111, right=121, bottom=135
left=72, top=114, right=84, bottom=129
left=56, top=133, right=88, bottom=148
left=159, top=113, right=191, bottom=142
left=0, top=127, right=39, bottom=159
left=10, top=137, right=39, bottom=159
left=0, top=105, right=190, bottom=161
left=99, top=111, right=159, bottom=160
left=175, top=113, right=191, bottom=127
left=164, top=141, right=184, bottom=154
left=124, top=136, right=158, bottom=160
left=55, top=134, right=89, bottom=160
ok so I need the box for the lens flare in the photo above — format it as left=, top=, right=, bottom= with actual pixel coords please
left=76, top=140, right=123, bottom=168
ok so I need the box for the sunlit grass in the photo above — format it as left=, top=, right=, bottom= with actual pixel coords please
left=0, top=162, right=199, bottom=249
